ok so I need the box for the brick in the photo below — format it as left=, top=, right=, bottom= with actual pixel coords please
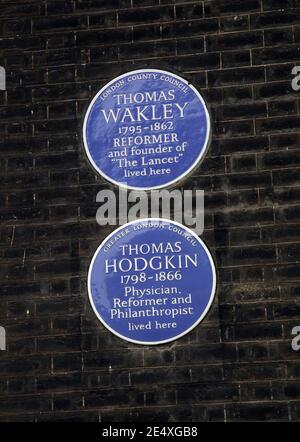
left=263, top=0, right=294, bottom=10
left=253, top=45, right=300, bottom=64
left=241, top=384, right=272, bottom=401
left=0, top=396, right=51, bottom=414
left=217, top=246, right=276, bottom=267
left=229, top=154, right=257, bottom=172
left=37, top=335, right=82, bottom=353
left=170, top=53, right=221, bottom=71
left=0, top=2, right=43, bottom=18
left=264, top=28, right=294, bottom=46
left=222, top=50, right=251, bottom=67
left=217, top=103, right=267, bottom=121
left=7, top=337, right=36, bottom=355
left=133, top=23, right=161, bottom=41
left=205, top=0, right=261, bottom=17
left=266, top=62, right=297, bottom=82
left=177, top=383, right=239, bottom=403
left=119, top=40, right=177, bottom=60
left=1, top=18, right=31, bottom=36
left=254, top=81, right=295, bottom=101
left=0, top=355, right=50, bottom=376
left=224, top=323, right=283, bottom=341
left=177, top=38, right=205, bottom=55
left=46, top=1, right=75, bottom=15
left=207, top=31, right=263, bottom=52
left=0, top=36, right=43, bottom=51
left=216, top=120, right=254, bottom=138
left=271, top=263, right=300, bottom=279
left=176, top=344, right=237, bottom=364
left=291, top=402, right=300, bottom=420
left=162, top=19, right=219, bottom=39
left=212, top=136, right=269, bottom=155
left=259, top=150, right=300, bottom=168
left=226, top=402, right=289, bottom=421
left=213, top=172, right=272, bottom=191
left=256, top=116, right=300, bottom=135
left=271, top=302, right=300, bottom=319
left=273, top=187, right=300, bottom=205
left=268, top=99, right=297, bottom=116
left=84, top=350, right=143, bottom=369
left=238, top=342, right=270, bottom=361
left=220, top=15, right=249, bottom=32
left=37, top=411, right=99, bottom=422
left=33, top=16, right=87, bottom=33
left=270, top=133, right=300, bottom=149
left=119, top=6, right=174, bottom=25
left=52, top=353, right=82, bottom=373
left=229, top=228, right=261, bottom=246
left=251, top=10, right=300, bottom=29
left=273, top=168, right=300, bottom=186
left=176, top=4, right=203, bottom=20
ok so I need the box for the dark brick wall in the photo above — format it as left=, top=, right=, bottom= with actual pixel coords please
left=0, top=0, right=300, bottom=422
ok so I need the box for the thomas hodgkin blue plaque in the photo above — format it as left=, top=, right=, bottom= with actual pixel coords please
left=83, top=69, right=211, bottom=190
left=88, top=219, right=216, bottom=345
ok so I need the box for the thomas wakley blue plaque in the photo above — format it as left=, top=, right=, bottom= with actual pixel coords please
left=83, top=69, right=211, bottom=190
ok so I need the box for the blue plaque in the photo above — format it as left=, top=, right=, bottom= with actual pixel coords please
left=88, top=219, right=216, bottom=345
left=83, top=69, right=211, bottom=190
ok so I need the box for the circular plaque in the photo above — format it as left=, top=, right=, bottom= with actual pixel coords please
left=83, top=69, right=211, bottom=190
left=88, top=219, right=216, bottom=345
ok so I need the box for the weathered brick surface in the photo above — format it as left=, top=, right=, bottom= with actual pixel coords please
left=0, top=0, right=300, bottom=422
